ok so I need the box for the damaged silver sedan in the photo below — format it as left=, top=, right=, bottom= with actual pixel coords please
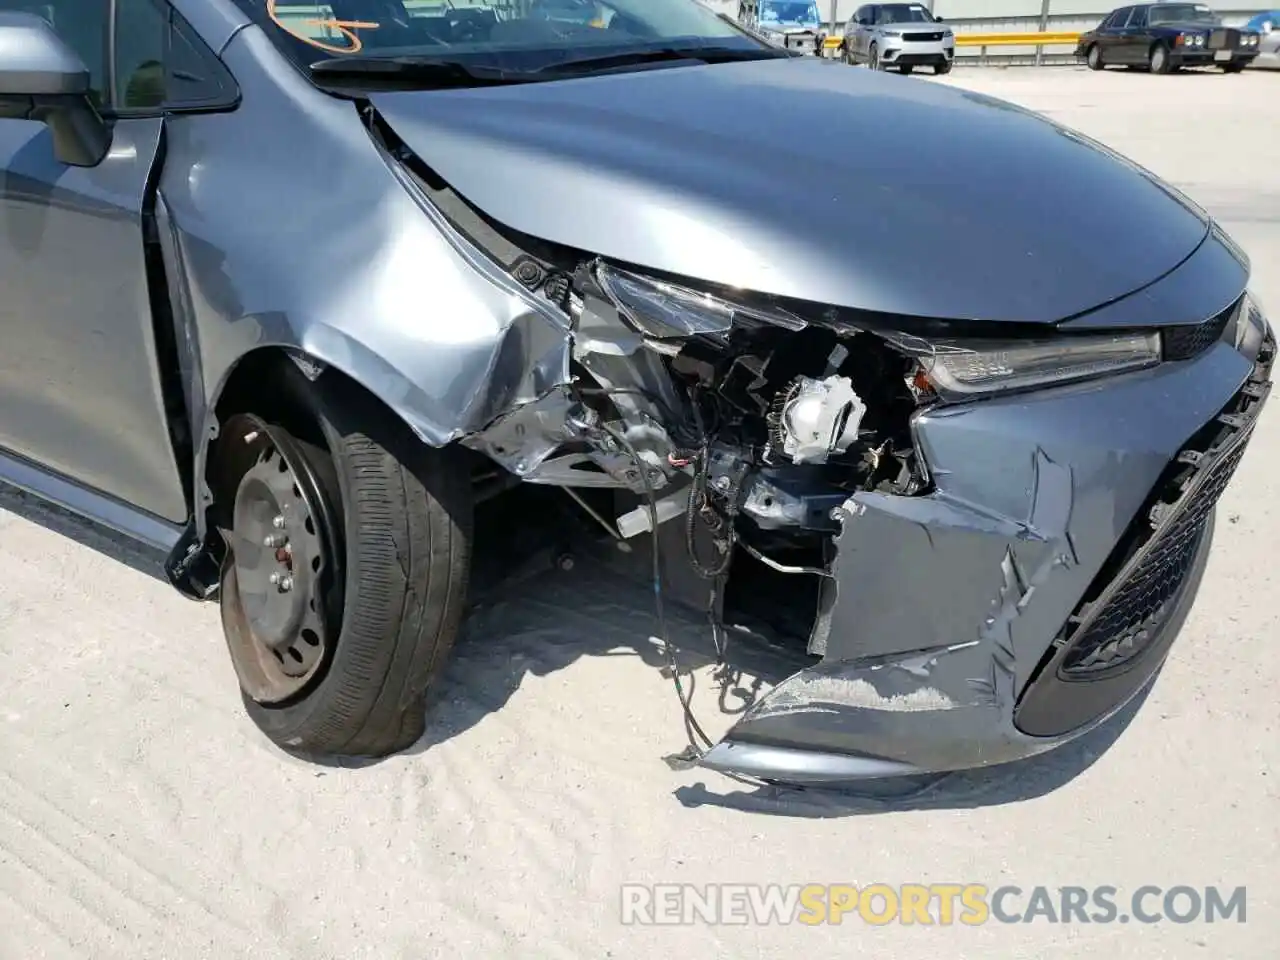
left=0, top=0, right=1272, bottom=781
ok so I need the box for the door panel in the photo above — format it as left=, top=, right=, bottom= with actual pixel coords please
left=0, top=117, right=189, bottom=522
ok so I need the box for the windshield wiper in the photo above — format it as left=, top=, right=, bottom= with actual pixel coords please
left=309, top=56, right=542, bottom=88
left=534, top=45, right=792, bottom=75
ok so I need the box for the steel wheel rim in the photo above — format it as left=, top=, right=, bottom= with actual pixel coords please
left=218, top=418, right=342, bottom=705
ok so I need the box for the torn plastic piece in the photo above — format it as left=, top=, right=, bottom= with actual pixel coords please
left=617, top=486, right=692, bottom=539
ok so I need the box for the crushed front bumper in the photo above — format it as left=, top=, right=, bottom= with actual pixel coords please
left=702, top=308, right=1274, bottom=783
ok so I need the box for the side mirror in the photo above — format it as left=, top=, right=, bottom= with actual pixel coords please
left=933, top=15, right=945, bottom=21
left=0, top=13, right=111, bottom=167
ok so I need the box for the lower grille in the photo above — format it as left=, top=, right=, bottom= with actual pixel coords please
left=903, top=31, right=944, bottom=41
left=1055, top=330, right=1274, bottom=680
left=1061, top=442, right=1245, bottom=675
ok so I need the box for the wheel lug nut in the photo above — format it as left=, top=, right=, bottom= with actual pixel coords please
left=263, top=533, right=288, bottom=548
left=272, top=515, right=286, bottom=529
left=268, top=573, right=294, bottom=592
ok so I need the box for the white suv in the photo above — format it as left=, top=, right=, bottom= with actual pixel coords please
left=843, top=2, right=956, bottom=74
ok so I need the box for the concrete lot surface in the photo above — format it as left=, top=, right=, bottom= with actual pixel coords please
left=1, top=67, right=1277, bottom=959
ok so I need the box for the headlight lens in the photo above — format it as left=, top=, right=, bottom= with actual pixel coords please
left=901, top=332, right=1161, bottom=400
left=595, top=264, right=806, bottom=342
left=1233, top=292, right=1269, bottom=362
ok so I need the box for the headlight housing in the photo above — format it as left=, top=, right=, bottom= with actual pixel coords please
left=895, top=332, right=1161, bottom=400
left=594, top=264, right=806, bottom=342
left=1230, top=291, right=1269, bottom=363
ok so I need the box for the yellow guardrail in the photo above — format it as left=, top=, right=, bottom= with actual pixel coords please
left=954, top=31, right=1082, bottom=47
left=821, top=31, right=1082, bottom=51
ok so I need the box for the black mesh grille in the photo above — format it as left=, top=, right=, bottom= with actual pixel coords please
left=1162, top=301, right=1235, bottom=361
left=1055, top=326, right=1273, bottom=680
left=903, top=31, right=944, bottom=40
left=1061, top=441, right=1246, bottom=675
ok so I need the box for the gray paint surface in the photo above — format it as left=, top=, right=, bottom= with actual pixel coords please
left=0, top=119, right=188, bottom=522
left=371, top=57, right=1211, bottom=322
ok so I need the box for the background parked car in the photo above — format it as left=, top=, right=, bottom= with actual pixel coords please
left=1243, top=9, right=1280, bottom=67
left=842, top=1, right=954, bottom=74
left=1075, top=3, right=1261, bottom=74
left=738, top=0, right=826, bottom=55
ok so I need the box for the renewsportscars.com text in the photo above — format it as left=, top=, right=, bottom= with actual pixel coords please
left=619, top=883, right=1247, bottom=926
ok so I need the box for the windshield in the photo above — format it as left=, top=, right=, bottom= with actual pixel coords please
left=1149, top=4, right=1220, bottom=24
left=878, top=4, right=935, bottom=24
left=238, top=0, right=766, bottom=73
left=759, top=1, right=820, bottom=26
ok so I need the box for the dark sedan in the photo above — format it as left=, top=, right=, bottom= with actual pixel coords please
left=1076, top=2, right=1261, bottom=73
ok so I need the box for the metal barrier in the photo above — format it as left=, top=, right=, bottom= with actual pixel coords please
left=954, top=31, right=1082, bottom=47
left=821, top=31, right=1082, bottom=57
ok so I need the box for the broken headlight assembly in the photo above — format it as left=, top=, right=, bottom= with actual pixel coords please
left=595, top=263, right=807, bottom=342
left=898, top=331, right=1162, bottom=401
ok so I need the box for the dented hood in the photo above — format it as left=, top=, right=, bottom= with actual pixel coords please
left=370, top=58, right=1211, bottom=323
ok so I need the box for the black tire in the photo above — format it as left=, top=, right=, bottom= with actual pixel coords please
left=1086, top=43, right=1105, bottom=70
left=1149, top=42, right=1173, bottom=74
left=1220, top=62, right=1245, bottom=73
left=899, top=64, right=913, bottom=75
left=227, top=378, right=473, bottom=758
left=934, top=59, right=952, bottom=75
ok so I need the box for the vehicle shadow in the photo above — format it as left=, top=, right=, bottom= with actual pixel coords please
left=3, top=480, right=1150, bottom=815
left=393, top=485, right=1153, bottom=816
left=0, top=485, right=170, bottom=582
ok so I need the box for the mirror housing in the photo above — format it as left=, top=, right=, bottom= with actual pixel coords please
left=0, top=12, right=111, bottom=167
left=934, top=14, right=945, bottom=21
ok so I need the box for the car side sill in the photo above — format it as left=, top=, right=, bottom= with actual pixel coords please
left=0, top=448, right=184, bottom=553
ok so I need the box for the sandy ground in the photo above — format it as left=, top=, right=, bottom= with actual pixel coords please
left=2, top=66, right=1278, bottom=960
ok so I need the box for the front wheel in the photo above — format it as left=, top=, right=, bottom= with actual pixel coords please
left=899, top=64, right=913, bottom=75
left=934, top=59, right=952, bottom=75
left=1149, top=42, right=1173, bottom=74
left=1220, top=61, right=1245, bottom=73
left=1086, top=43, right=1105, bottom=70
left=218, top=380, right=473, bottom=758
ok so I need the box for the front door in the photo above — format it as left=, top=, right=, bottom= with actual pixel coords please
left=1118, top=4, right=1150, bottom=63
left=0, top=0, right=188, bottom=522
left=1096, top=7, right=1131, bottom=61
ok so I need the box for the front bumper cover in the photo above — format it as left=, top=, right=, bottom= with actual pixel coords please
left=701, top=313, right=1273, bottom=783
left=882, top=40, right=954, bottom=66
